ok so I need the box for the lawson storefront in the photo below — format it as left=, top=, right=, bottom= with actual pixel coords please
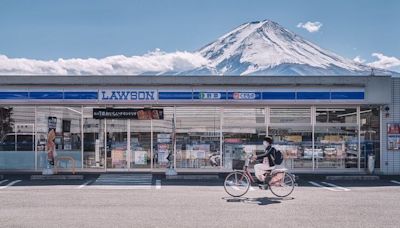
left=0, top=75, right=394, bottom=174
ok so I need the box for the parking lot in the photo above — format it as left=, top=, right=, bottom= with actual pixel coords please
left=1, top=175, right=400, bottom=228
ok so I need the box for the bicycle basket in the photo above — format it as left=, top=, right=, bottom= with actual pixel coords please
left=232, top=159, right=245, bottom=170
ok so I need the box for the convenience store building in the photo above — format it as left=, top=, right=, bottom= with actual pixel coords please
left=0, top=75, right=399, bottom=175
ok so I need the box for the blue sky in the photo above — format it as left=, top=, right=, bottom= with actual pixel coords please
left=0, top=0, right=399, bottom=69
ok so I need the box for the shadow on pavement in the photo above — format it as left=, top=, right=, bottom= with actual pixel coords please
left=222, top=196, right=294, bottom=206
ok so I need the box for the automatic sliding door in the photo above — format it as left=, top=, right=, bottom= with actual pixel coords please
left=106, top=119, right=128, bottom=169
left=129, top=119, right=151, bottom=169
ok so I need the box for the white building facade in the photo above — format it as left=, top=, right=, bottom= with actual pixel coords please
left=0, top=75, right=397, bottom=174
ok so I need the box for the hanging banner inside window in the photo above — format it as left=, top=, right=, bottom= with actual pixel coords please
left=93, top=108, right=164, bottom=120
left=387, top=123, right=400, bottom=150
left=47, top=117, right=57, bottom=166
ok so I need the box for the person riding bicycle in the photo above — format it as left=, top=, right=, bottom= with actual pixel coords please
left=252, top=136, right=276, bottom=188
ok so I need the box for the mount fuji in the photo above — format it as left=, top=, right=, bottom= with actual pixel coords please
left=176, top=20, right=391, bottom=76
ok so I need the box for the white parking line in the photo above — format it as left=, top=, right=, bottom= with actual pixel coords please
left=390, top=180, right=400, bottom=185
left=321, top=182, right=351, bottom=191
left=0, top=180, right=21, bottom=190
left=0, top=179, right=9, bottom=185
left=77, top=180, right=92, bottom=189
left=308, top=181, right=340, bottom=192
left=156, top=180, right=161, bottom=189
left=84, top=185, right=152, bottom=190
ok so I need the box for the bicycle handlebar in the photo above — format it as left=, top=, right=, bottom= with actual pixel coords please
left=244, top=153, right=255, bottom=166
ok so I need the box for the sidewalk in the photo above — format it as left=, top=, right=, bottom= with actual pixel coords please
left=2, top=168, right=395, bottom=181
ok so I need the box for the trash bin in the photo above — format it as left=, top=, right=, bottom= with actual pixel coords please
left=368, top=154, right=375, bottom=174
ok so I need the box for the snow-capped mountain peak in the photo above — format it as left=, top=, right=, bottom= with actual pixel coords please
left=196, top=20, right=374, bottom=75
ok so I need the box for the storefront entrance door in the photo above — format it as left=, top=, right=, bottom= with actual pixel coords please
left=106, top=119, right=128, bottom=170
left=104, top=119, right=152, bottom=170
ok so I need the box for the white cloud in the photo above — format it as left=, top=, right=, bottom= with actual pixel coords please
left=367, top=53, right=400, bottom=70
left=353, top=56, right=366, bottom=64
left=297, top=21, right=323, bottom=33
left=0, top=50, right=209, bottom=75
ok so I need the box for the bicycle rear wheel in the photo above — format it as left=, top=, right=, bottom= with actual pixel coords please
left=269, top=172, right=295, bottom=197
left=224, top=171, right=250, bottom=197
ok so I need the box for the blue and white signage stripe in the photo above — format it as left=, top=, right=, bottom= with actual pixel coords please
left=64, top=92, right=98, bottom=100
left=99, top=90, right=157, bottom=101
left=297, top=92, right=331, bottom=100
left=0, top=92, right=29, bottom=99
left=262, top=92, right=296, bottom=100
left=193, top=92, right=227, bottom=100
left=331, top=92, right=364, bottom=100
left=29, top=92, right=64, bottom=99
left=227, top=92, right=261, bottom=100
left=158, top=92, right=193, bottom=100
left=0, top=89, right=365, bottom=101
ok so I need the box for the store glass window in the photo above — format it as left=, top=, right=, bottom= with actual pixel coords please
left=360, top=106, right=380, bottom=168
left=270, top=107, right=311, bottom=124
left=269, top=126, right=312, bottom=169
left=36, top=106, right=82, bottom=169
left=316, top=108, right=357, bottom=124
left=314, top=126, right=358, bottom=169
left=152, top=107, right=174, bottom=169
left=0, top=106, right=35, bottom=169
left=175, top=107, right=221, bottom=168
left=129, top=117, right=152, bottom=169
left=223, top=108, right=266, bottom=169
left=83, top=107, right=105, bottom=168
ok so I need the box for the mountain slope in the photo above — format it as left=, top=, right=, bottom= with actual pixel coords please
left=181, top=20, right=390, bottom=76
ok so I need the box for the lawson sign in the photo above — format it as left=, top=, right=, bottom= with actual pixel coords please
left=99, top=90, right=157, bottom=101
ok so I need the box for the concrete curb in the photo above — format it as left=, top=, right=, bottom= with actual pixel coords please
left=31, top=175, right=84, bottom=180
left=326, top=175, right=380, bottom=181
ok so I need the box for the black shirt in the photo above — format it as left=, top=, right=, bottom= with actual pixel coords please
left=256, top=146, right=276, bottom=167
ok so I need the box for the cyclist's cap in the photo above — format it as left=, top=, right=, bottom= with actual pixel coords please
left=264, top=136, right=273, bottom=144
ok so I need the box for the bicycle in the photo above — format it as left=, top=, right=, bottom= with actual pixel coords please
left=224, top=154, right=295, bottom=198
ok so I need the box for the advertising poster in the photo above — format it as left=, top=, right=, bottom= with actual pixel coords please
left=93, top=108, right=164, bottom=120
left=134, top=151, right=147, bottom=165
left=111, top=149, right=125, bottom=168
left=388, top=136, right=400, bottom=150
left=387, top=123, right=400, bottom=151
left=157, top=152, right=168, bottom=164
left=47, top=117, right=57, bottom=166
left=62, top=120, right=71, bottom=150
left=157, top=134, right=171, bottom=143
left=388, top=123, right=400, bottom=134
left=157, top=144, right=169, bottom=164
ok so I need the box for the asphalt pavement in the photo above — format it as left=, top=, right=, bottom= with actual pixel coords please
left=0, top=174, right=400, bottom=228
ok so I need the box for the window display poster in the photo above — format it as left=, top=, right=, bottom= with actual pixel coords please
left=187, top=144, right=210, bottom=152
left=63, top=133, right=72, bottom=150
left=196, top=151, right=206, bottom=159
left=157, top=152, right=168, bottom=164
left=47, top=117, right=57, bottom=166
left=158, top=143, right=169, bottom=151
left=111, top=149, right=125, bottom=168
left=387, top=123, right=400, bottom=134
left=388, top=135, right=400, bottom=150
left=134, top=150, right=147, bottom=164
left=157, top=133, right=171, bottom=143
left=284, top=135, right=302, bottom=143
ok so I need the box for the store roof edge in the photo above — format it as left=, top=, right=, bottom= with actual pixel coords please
left=0, top=75, right=391, bottom=86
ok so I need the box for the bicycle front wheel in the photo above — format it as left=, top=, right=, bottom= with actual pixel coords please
left=224, top=171, right=250, bottom=197
left=269, top=172, right=295, bottom=197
